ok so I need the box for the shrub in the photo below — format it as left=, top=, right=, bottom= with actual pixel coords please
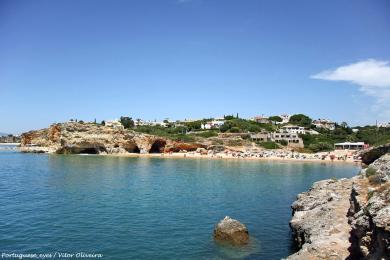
left=120, top=116, right=134, bottom=129
left=229, top=127, right=241, bottom=133
left=308, top=142, right=333, bottom=153
left=259, top=141, right=279, bottom=149
left=365, top=167, right=377, bottom=177
left=269, top=116, right=282, bottom=122
left=194, top=131, right=218, bottom=138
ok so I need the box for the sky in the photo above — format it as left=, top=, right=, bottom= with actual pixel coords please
left=1, top=0, right=390, bottom=134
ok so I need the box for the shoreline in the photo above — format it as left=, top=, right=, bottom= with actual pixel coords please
left=104, top=152, right=362, bottom=165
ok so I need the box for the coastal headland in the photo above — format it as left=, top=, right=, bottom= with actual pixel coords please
left=19, top=122, right=362, bottom=164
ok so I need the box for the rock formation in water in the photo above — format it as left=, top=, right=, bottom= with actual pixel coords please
left=287, top=153, right=390, bottom=259
left=20, top=122, right=204, bottom=154
left=214, top=216, right=249, bottom=245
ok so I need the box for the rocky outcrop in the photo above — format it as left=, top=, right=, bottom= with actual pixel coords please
left=288, top=154, right=390, bottom=260
left=214, top=216, right=249, bottom=245
left=349, top=155, right=390, bottom=259
left=288, top=178, right=354, bottom=259
left=20, top=122, right=201, bottom=155
left=360, top=143, right=390, bottom=165
left=164, top=142, right=206, bottom=153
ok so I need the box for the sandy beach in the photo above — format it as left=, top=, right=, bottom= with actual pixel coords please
left=106, top=149, right=361, bottom=165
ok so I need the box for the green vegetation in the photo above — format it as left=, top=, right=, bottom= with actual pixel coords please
left=353, top=126, right=390, bottom=146
left=184, top=120, right=203, bottom=131
left=365, top=167, right=377, bottom=177
left=258, top=141, right=279, bottom=149
left=193, top=131, right=218, bottom=138
left=308, top=142, right=333, bottom=153
left=301, top=124, right=355, bottom=152
left=120, top=116, right=134, bottom=129
left=289, top=114, right=312, bottom=127
left=269, top=116, right=282, bottom=122
left=124, top=112, right=390, bottom=151
left=220, top=118, right=275, bottom=133
left=301, top=124, right=390, bottom=152
left=134, top=125, right=191, bottom=141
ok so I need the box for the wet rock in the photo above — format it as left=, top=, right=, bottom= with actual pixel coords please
left=214, top=216, right=249, bottom=245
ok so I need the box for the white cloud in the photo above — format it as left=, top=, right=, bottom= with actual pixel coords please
left=311, top=59, right=390, bottom=120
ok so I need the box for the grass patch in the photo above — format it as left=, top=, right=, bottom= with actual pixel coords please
left=259, top=141, right=279, bottom=149
left=192, top=131, right=218, bottom=138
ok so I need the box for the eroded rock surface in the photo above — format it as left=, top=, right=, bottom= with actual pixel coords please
left=20, top=122, right=200, bottom=155
left=288, top=153, right=390, bottom=260
left=288, top=178, right=354, bottom=259
left=349, top=155, right=390, bottom=259
left=214, top=216, right=249, bottom=245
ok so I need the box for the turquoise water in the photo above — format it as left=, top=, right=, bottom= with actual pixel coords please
left=0, top=150, right=359, bottom=259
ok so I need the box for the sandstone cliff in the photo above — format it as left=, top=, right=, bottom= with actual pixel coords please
left=20, top=122, right=204, bottom=154
left=287, top=154, right=390, bottom=259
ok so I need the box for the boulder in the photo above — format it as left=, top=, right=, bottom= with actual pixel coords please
left=196, top=147, right=208, bottom=155
left=214, top=216, right=249, bottom=245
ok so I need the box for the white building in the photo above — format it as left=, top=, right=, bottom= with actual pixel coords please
left=105, top=120, right=124, bottom=130
left=252, top=116, right=270, bottom=124
left=378, top=122, right=390, bottom=128
left=201, top=119, right=225, bottom=130
left=334, top=142, right=367, bottom=150
left=281, top=125, right=306, bottom=134
left=278, top=114, right=291, bottom=124
left=270, top=131, right=304, bottom=148
left=313, top=119, right=336, bottom=131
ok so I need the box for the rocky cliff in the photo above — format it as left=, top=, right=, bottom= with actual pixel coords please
left=20, top=122, right=204, bottom=154
left=288, top=154, right=390, bottom=260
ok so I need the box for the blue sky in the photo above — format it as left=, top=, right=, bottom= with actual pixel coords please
left=1, top=0, right=390, bottom=134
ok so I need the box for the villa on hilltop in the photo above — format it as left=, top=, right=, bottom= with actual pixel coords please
left=313, top=119, right=336, bottom=130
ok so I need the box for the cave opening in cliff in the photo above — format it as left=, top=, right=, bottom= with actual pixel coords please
left=149, top=140, right=166, bottom=153
left=75, top=146, right=107, bottom=154
left=78, top=148, right=99, bottom=154
left=125, top=146, right=140, bottom=153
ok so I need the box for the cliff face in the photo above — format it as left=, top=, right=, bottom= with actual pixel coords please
left=349, top=154, right=390, bottom=259
left=288, top=154, right=390, bottom=260
left=20, top=122, right=202, bottom=154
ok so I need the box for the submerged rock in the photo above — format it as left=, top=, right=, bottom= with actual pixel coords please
left=214, top=216, right=249, bottom=245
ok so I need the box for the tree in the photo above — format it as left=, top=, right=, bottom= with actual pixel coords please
left=224, top=115, right=235, bottom=120
left=120, top=116, right=134, bottom=129
left=185, top=121, right=202, bottom=131
left=289, top=114, right=312, bottom=127
left=229, top=127, right=241, bottom=133
left=269, top=116, right=282, bottom=122
left=340, top=121, right=348, bottom=128
left=101, top=120, right=105, bottom=126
